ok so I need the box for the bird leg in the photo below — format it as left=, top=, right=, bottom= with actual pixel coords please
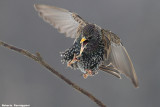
left=79, top=44, right=85, bottom=56
left=82, top=69, right=94, bottom=79
left=67, top=43, right=85, bottom=67
left=67, top=54, right=80, bottom=67
left=83, top=73, right=88, bottom=79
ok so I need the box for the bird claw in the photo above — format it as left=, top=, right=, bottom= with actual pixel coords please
left=83, top=73, right=88, bottom=79
left=86, top=69, right=93, bottom=76
left=82, top=69, right=94, bottom=79
left=67, top=54, right=80, bottom=67
left=67, top=44, right=84, bottom=67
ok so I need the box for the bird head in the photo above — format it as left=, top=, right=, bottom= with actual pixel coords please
left=80, top=24, right=101, bottom=54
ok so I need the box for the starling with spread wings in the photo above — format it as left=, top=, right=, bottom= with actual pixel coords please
left=34, top=4, right=138, bottom=87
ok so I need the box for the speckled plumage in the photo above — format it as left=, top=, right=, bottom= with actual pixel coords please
left=61, top=25, right=105, bottom=74
left=35, top=4, right=139, bottom=87
left=61, top=35, right=81, bottom=69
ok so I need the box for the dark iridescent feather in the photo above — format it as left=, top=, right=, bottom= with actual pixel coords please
left=35, top=4, right=138, bottom=87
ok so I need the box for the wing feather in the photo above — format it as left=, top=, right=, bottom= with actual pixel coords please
left=110, top=42, right=138, bottom=87
left=101, top=29, right=138, bottom=87
left=34, top=4, right=86, bottom=38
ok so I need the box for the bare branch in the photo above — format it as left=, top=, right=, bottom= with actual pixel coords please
left=0, top=40, right=106, bottom=107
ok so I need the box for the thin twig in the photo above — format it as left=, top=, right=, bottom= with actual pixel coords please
left=0, top=40, right=106, bottom=107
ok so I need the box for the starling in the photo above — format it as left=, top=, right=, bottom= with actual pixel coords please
left=34, top=4, right=138, bottom=87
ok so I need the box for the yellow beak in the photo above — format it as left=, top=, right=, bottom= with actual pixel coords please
left=80, top=37, right=87, bottom=44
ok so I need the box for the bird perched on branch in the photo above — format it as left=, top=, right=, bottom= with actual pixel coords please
left=34, top=4, right=138, bottom=87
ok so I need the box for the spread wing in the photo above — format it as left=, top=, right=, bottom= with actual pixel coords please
left=34, top=4, right=87, bottom=38
left=100, top=29, right=138, bottom=88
